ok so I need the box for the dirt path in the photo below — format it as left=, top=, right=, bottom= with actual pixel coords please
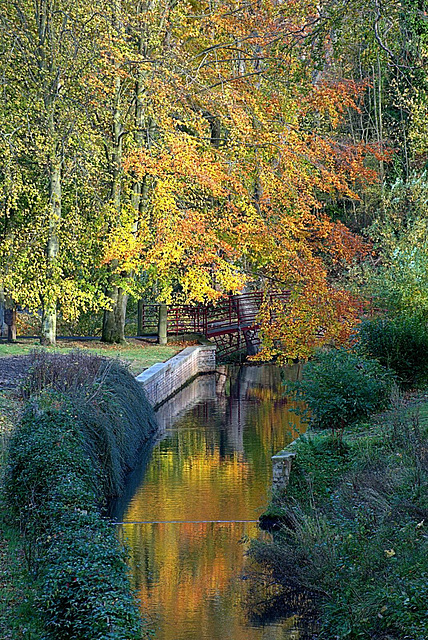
left=0, top=356, right=31, bottom=390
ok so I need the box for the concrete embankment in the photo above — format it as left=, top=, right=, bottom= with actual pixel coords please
left=136, top=344, right=216, bottom=408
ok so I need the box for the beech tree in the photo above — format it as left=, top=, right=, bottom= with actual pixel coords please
left=87, top=0, right=163, bottom=342
left=102, top=0, right=379, bottom=356
left=1, top=0, right=412, bottom=359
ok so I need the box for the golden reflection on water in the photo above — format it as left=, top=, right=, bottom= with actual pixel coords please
left=119, top=365, right=306, bottom=640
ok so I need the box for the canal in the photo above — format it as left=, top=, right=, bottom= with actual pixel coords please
left=113, top=364, right=305, bottom=640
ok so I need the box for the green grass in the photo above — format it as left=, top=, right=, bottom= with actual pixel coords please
left=417, top=398, right=428, bottom=429
left=0, top=338, right=182, bottom=374
left=252, top=393, right=428, bottom=640
left=0, top=342, right=35, bottom=357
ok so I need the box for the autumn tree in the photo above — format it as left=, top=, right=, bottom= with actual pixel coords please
left=101, top=0, right=378, bottom=358
left=0, top=0, right=394, bottom=359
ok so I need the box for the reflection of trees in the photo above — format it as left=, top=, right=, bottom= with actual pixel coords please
left=120, top=364, right=307, bottom=640
left=223, top=365, right=306, bottom=468
left=124, top=428, right=253, bottom=523
left=121, top=522, right=300, bottom=640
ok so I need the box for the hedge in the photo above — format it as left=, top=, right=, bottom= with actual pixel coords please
left=4, top=352, right=157, bottom=639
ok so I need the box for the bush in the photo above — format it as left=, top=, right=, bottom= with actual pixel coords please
left=358, top=315, right=428, bottom=387
left=5, top=352, right=158, bottom=638
left=5, top=397, right=144, bottom=639
left=250, top=403, right=428, bottom=639
left=288, top=348, right=394, bottom=434
left=21, top=350, right=157, bottom=497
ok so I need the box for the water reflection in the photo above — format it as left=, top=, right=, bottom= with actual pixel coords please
left=116, top=364, right=306, bottom=640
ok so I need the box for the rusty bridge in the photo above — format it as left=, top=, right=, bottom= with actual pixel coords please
left=138, top=291, right=290, bottom=359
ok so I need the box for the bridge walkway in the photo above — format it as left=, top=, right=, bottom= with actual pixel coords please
left=138, top=291, right=290, bottom=359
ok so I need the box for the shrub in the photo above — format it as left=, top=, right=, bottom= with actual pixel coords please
left=358, top=315, right=428, bottom=387
left=41, top=511, right=142, bottom=640
left=5, top=352, right=157, bottom=638
left=288, top=348, right=394, bottom=435
left=21, top=350, right=157, bottom=497
left=5, top=397, right=144, bottom=639
left=21, top=349, right=107, bottom=399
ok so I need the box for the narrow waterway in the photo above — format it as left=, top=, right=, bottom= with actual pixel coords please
left=113, top=364, right=306, bottom=640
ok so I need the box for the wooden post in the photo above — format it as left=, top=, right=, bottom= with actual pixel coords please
left=137, top=300, right=143, bottom=336
left=158, top=303, right=168, bottom=345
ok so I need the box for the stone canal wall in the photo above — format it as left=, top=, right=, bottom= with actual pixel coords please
left=136, top=344, right=216, bottom=407
left=271, top=450, right=296, bottom=491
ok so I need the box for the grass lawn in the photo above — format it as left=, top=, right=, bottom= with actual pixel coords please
left=0, top=338, right=185, bottom=374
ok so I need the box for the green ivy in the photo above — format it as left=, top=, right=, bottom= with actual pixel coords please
left=5, top=395, right=144, bottom=639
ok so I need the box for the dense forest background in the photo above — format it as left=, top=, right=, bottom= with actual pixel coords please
left=0, top=0, right=427, bottom=354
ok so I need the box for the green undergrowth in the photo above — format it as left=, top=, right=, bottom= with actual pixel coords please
left=252, top=397, right=428, bottom=640
left=21, top=350, right=158, bottom=498
left=0, top=499, right=46, bottom=639
left=1, top=351, right=157, bottom=639
left=0, top=391, right=19, bottom=472
left=0, top=391, right=43, bottom=639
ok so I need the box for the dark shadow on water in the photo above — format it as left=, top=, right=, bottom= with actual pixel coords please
left=243, top=574, right=320, bottom=639
left=108, top=434, right=157, bottom=522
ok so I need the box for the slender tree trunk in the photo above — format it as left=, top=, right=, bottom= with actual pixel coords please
left=41, top=131, right=61, bottom=346
left=0, top=287, right=5, bottom=337
left=102, top=0, right=127, bottom=344
left=103, top=5, right=152, bottom=343
left=5, top=296, right=17, bottom=342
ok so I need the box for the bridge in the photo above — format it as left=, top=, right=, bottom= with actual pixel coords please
left=138, top=291, right=290, bottom=359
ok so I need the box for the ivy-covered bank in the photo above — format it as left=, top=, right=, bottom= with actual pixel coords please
left=251, top=347, right=428, bottom=640
left=1, top=351, right=157, bottom=639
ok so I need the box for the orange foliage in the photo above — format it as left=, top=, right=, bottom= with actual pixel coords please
left=94, top=0, right=382, bottom=357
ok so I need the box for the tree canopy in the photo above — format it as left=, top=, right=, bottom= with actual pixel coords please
left=0, top=0, right=426, bottom=356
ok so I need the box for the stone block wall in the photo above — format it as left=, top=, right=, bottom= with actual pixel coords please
left=136, top=345, right=216, bottom=408
left=271, top=451, right=296, bottom=491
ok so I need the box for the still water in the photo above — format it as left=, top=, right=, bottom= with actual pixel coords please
left=113, top=364, right=305, bottom=640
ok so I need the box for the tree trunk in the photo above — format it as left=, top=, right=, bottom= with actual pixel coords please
left=0, top=288, right=5, bottom=337
left=102, top=0, right=128, bottom=344
left=3, top=295, right=17, bottom=342
left=102, top=286, right=128, bottom=343
left=41, top=147, right=61, bottom=346
left=40, top=85, right=61, bottom=346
